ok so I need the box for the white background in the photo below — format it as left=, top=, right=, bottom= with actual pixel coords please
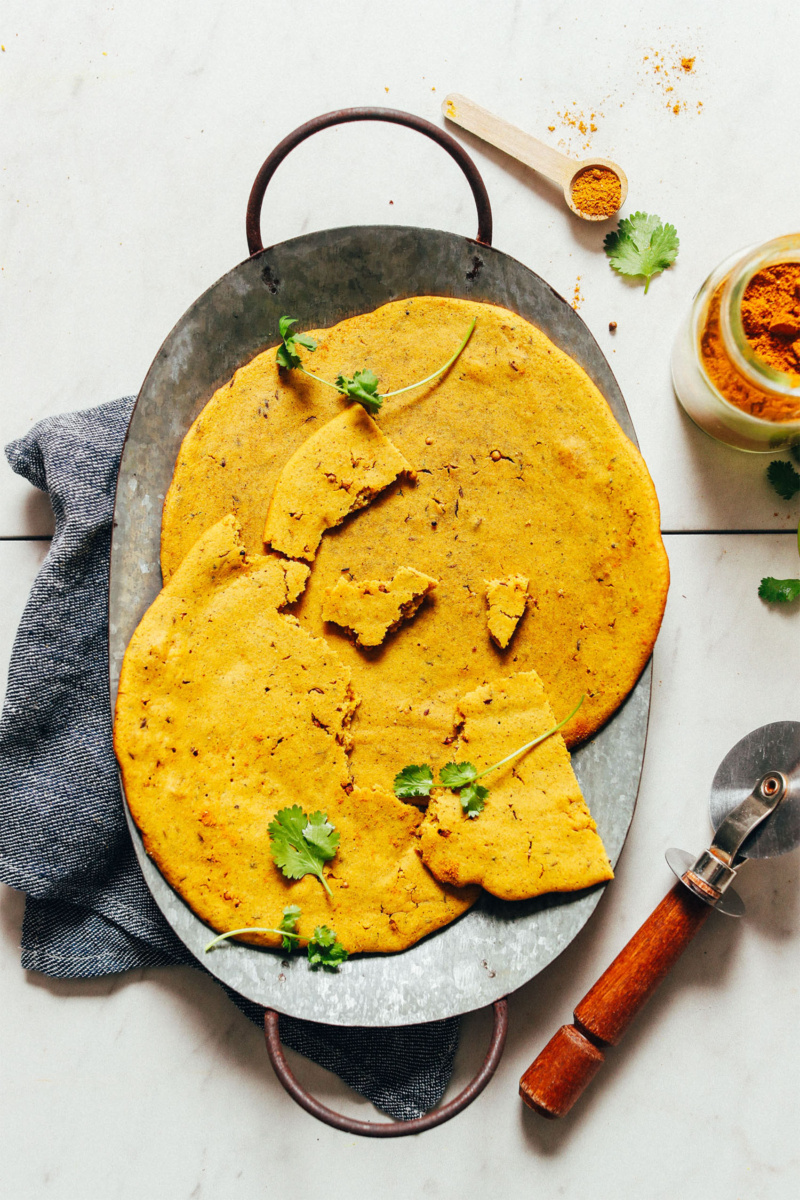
left=2, top=2, right=799, bottom=1197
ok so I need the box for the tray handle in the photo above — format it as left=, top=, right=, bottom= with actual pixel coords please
left=246, top=107, right=493, bottom=256
left=264, top=998, right=508, bottom=1137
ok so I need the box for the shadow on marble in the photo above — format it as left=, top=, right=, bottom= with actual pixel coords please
left=1, top=477, right=56, bottom=539
left=22, top=486, right=55, bottom=537
left=669, top=399, right=800, bottom=533
left=735, top=849, right=800, bottom=941
left=0, top=881, right=25, bottom=944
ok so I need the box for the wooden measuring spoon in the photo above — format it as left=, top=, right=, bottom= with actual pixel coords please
left=443, top=93, right=627, bottom=221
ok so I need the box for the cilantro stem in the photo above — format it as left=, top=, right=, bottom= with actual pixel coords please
left=314, top=870, right=333, bottom=898
left=204, top=926, right=300, bottom=953
left=381, top=319, right=476, bottom=397
left=298, top=365, right=345, bottom=394
left=472, top=695, right=585, bottom=782
left=291, top=320, right=476, bottom=402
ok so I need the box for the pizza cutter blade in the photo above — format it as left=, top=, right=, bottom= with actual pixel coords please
left=665, top=721, right=800, bottom=915
left=519, top=721, right=800, bottom=1118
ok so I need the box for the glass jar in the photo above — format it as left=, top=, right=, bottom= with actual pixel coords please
left=672, top=234, right=800, bottom=452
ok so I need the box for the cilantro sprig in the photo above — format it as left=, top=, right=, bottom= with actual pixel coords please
left=393, top=764, right=434, bottom=800
left=279, top=904, right=302, bottom=950
left=767, top=459, right=800, bottom=501
left=394, top=695, right=585, bottom=819
left=760, top=459, right=800, bottom=603
left=307, top=926, right=349, bottom=969
left=204, top=906, right=349, bottom=969
left=276, top=316, right=476, bottom=414
left=604, top=213, right=679, bottom=293
left=439, top=762, right=488, bottom=817
left=268, top=805, right=339, bottom=896
left=758, top=577, right=800, bottom=604
left=335, top=368, right=382, bottom=414
left=276, top=316, right=318, bottom=370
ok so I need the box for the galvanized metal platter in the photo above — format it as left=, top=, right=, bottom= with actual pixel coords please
left=109, top=223, right=651, bottom=1027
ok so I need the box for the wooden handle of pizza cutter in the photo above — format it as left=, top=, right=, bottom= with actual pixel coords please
left=520, top=883, right=713, bottom=1118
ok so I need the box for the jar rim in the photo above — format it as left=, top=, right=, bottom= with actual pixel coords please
left=720, top=234, right=800, bottom=398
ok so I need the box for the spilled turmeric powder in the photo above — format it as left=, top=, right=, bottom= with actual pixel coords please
left=700, top=262, right=800, bottom=421
left=570, top=166, right=621, bottom=218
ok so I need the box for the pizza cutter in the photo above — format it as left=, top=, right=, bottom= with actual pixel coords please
left=519, top=721, right=800, bottom=1118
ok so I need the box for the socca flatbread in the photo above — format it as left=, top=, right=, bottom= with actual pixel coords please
left=161, top=297, right=669, bottom=793
left=418, top=672, right=614, bottom=900
left=114, top=516, right=476, bottom=952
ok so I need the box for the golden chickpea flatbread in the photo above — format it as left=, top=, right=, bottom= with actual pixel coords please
left=114, top=516, right=476, bottom=953
left=418, top=672, right=614, bottom=900
left=116, top=296, right=667, bottom=953
left=161, top=297, right=669, bottom=792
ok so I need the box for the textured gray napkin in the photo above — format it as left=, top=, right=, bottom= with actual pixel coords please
left=0, top=397, right=460, bottom=1121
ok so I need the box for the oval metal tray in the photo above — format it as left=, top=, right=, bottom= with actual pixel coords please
left=109, top=224, right=651, bottom=1026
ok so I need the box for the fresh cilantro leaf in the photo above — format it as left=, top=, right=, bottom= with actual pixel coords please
left=758, top=577, right=800, bottom=603
left=307, top=925, right=349, bottom=969
left=335, top=368, right=383, bottom=414
left=766, top=459, right=800, bottom=501
left=276, top=316, right=318, bottom=371
left=279, top=905, right=302, bottom=952
left=604, top=212, right=679, bottom=293
left=276, top=343, right=301, bottom=370
left=435, top=696, right=586, bottom=820
left=439, top=761, right=478, bottom=789
left=268, top=805, right=336, bottom=895
left=459, top=782, right=489, bottom=818
left=302, top=812, right=340, bottom=860
left=393, top=764, right=434, bottom=799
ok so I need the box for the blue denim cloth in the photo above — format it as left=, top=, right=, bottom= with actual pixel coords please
left=0, top=398, right=460, bottom=1121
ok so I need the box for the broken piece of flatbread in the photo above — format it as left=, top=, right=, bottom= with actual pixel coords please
left=418, top=671, right=613, bottom=901
left=485, top=575, right=528, bottom=647
left=256, top=553, right=310, bottom=608
left=263, top=405, right=411, bottom=561
left=323, top=566, right=438, bottom=647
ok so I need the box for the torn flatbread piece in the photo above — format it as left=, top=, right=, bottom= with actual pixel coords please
left=323, top=566, right=438, bottom=647
left=418, top=671, right=613, bottom=901
left=485, top=575, right=528, bottom=647
left=254, top=552, right=310, bottom=608
left=263, top=404, right=412, bottom=562
left=114, top=515, right=475, bottom=953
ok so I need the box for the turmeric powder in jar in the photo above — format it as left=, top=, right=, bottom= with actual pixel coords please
left=672, top=235, right=800, bottom=450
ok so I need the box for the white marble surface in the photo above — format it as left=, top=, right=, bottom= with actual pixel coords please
left=3, top=2, right=800, bottom=1196
left=1, top=535, right=799, bottom=1199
